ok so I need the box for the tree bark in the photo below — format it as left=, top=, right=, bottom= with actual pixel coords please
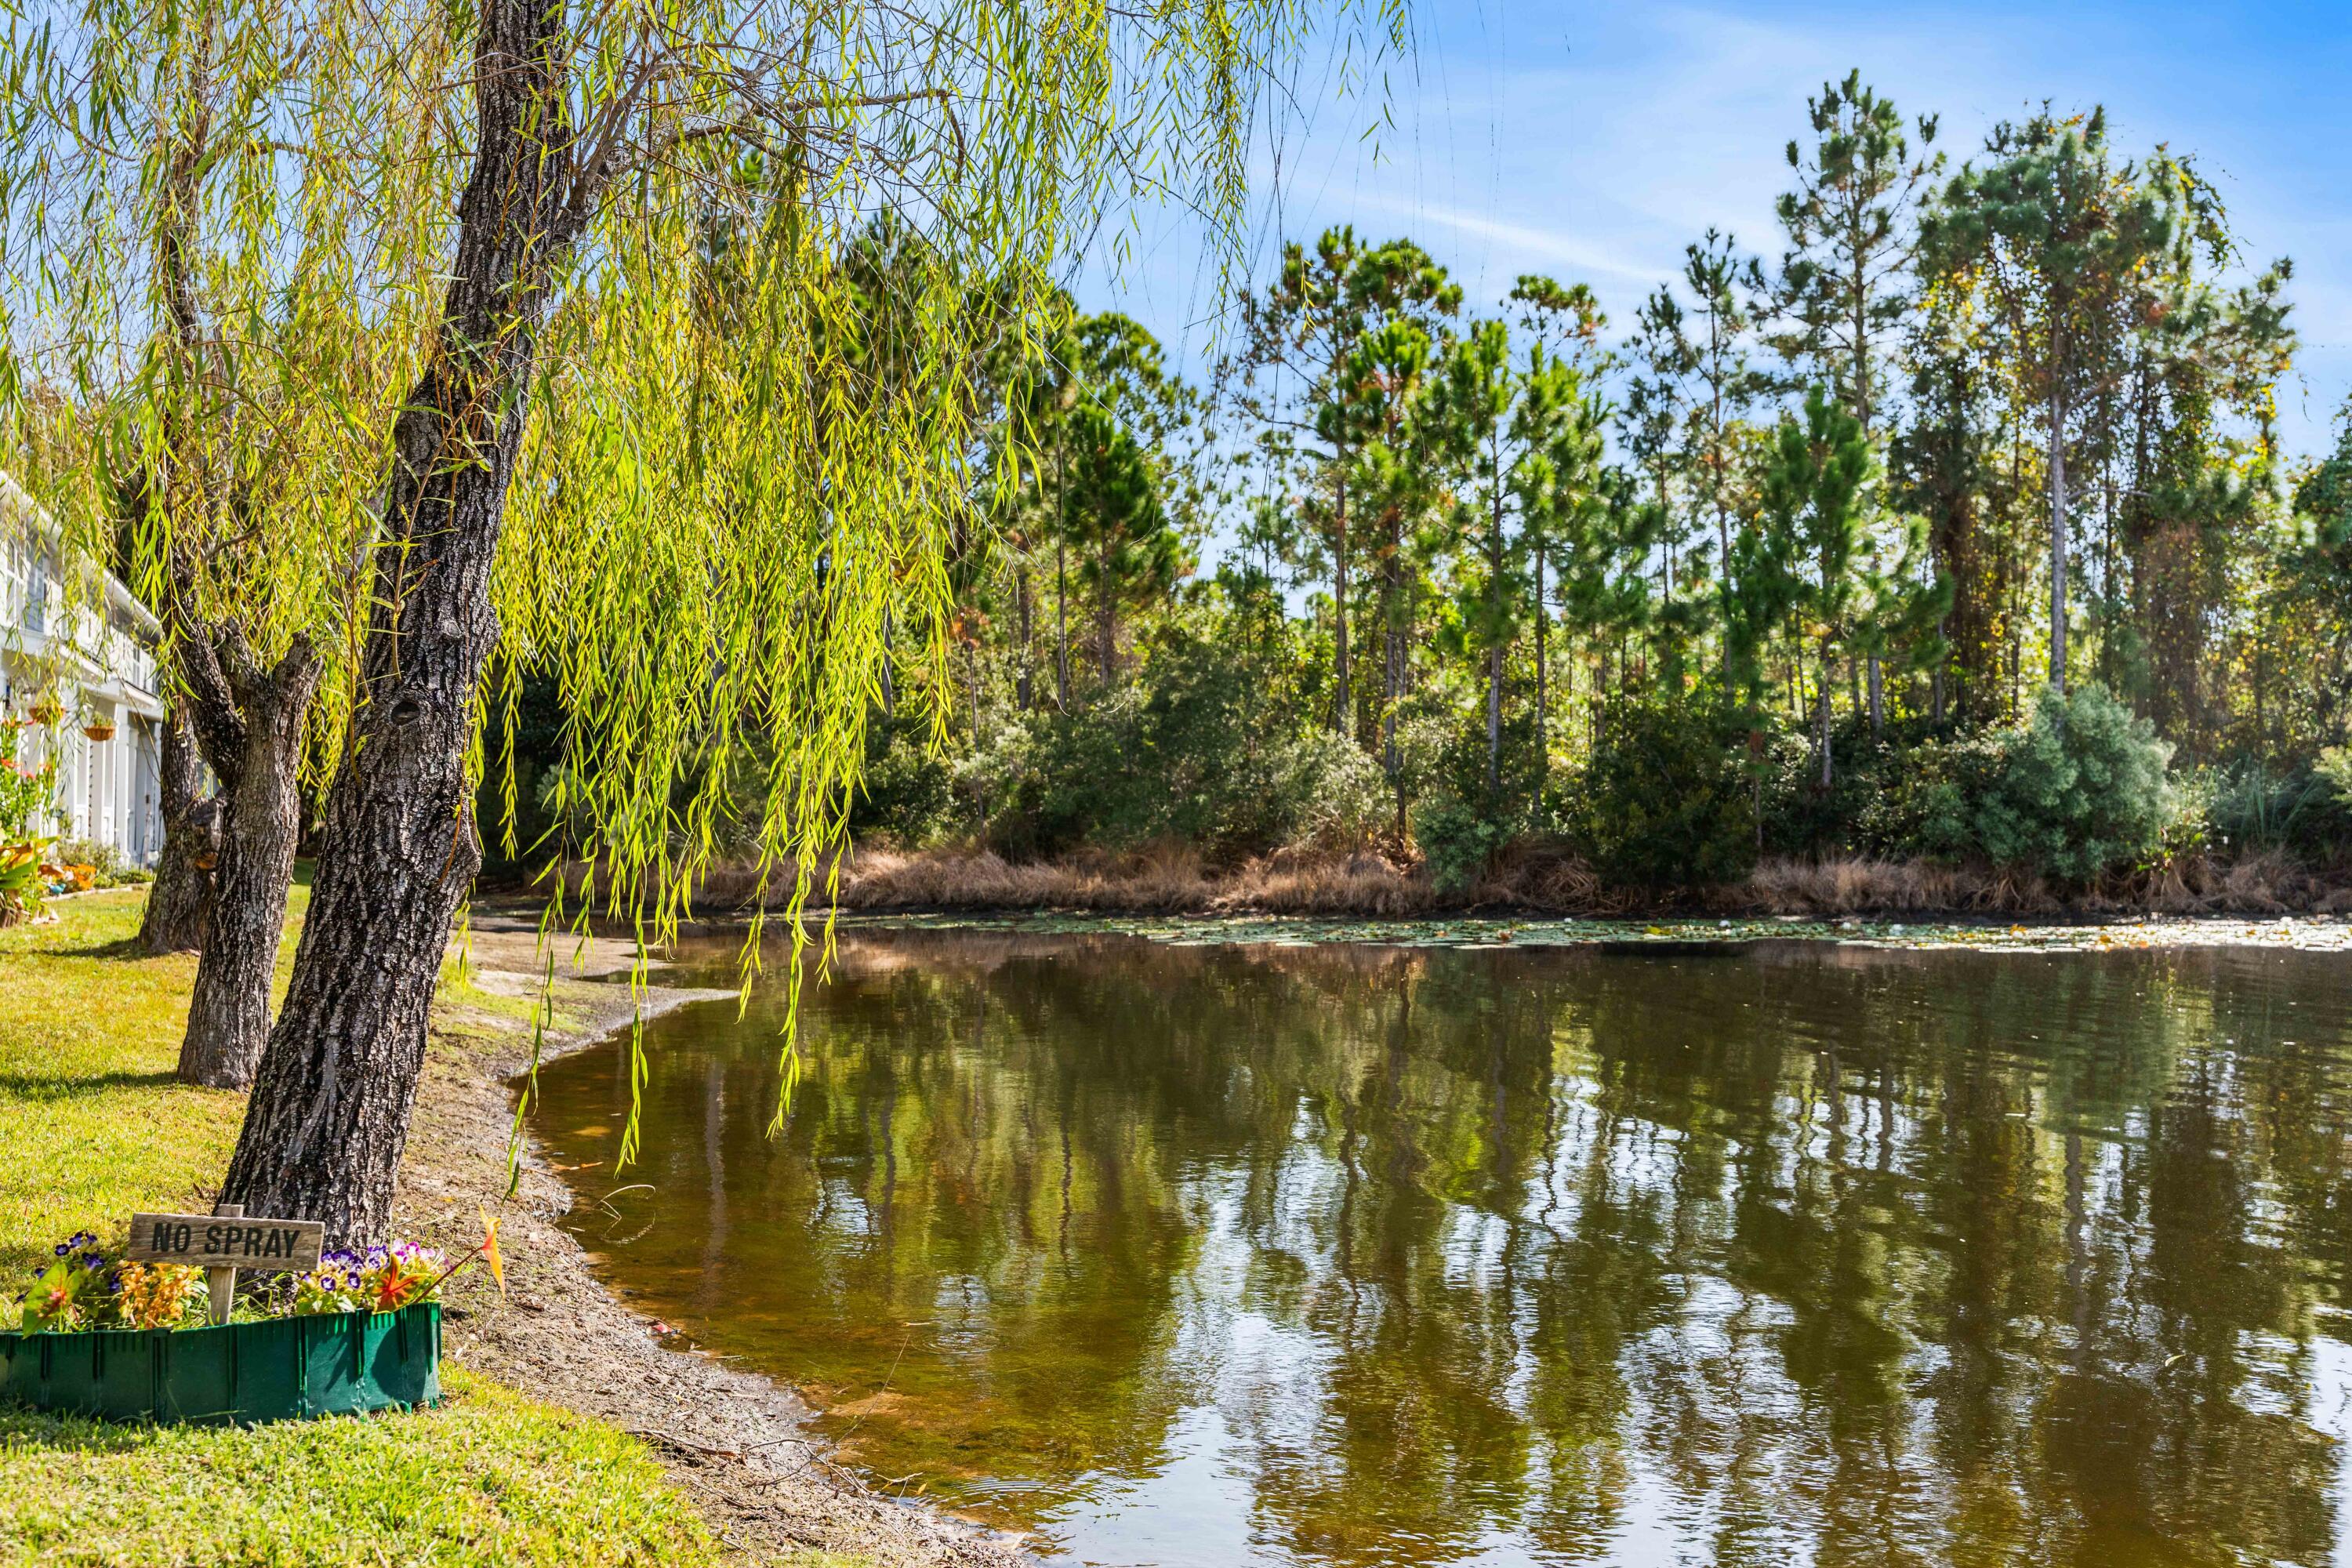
left=2048, top=384, right=2069, bottom=695
left=1381, top=512, right=1406, bottom=841
left=1094, top=550, right=1116, bottom=683
left=1532, top=545, right=1548, bottom=805
left=1054, top=430, right=1071, bottom=711
left=138, top=706, right=216, bottom=955
left=176, top=638, right=321, bottom=1088
left=1332, top=470, right=1352, bottom=739
left=1483, top=455, right=1504, bottom=801
left=1817, top=649, right=1835, bottom=791
left=1054, top=535, right=1071, bottom=711
left=1013, top=568, right=1033, bottom=710
left=220, top=0, right=574, bottom=1243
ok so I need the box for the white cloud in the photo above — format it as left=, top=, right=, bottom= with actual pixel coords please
left=1087, top=0, right=2350, bottom=452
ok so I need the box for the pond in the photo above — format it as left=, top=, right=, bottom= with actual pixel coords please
left=528, top=924, right=2352, bottom=1566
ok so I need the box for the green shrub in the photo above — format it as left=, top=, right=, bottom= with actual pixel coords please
left=2198, top=761, right=2352, bottom=864
left=1569, top=699, right=1758, bottom=889
left=0, top=754, right=56, bottom=840
left=850, top=714, right=960, bottom=844
left=48, top=837, right=148, bottom=887
left=1889, top=684, right=2174, bottom=882
left=1756, top=716, right=1935, bottom=858
left=1410, top=793, right=1512, bottom=895
left=985, top=628, right=1383, bottom=860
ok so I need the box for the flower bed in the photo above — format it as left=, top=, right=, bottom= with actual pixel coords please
left=0, top=1303, right=441, bottom=1425
left=3, top=1227, right=497, bottom=1425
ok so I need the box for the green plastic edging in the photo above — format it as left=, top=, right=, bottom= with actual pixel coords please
left=0, top=1302, right=441, bottom=1425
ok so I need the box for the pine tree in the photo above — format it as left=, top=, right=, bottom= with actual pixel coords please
left=1920, top=109, right=2172, bottom=695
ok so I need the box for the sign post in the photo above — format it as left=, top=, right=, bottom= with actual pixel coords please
left=123, top=1207, right=325, bottom=1324
left=207, top=1203, right=240, bottom=1325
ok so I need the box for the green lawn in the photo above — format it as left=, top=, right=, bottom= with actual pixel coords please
left=0, top=890, right=752, bottom=1567
left=0, top=1368, right=713, bottom=1566
left=0, top=890, right=252, bottom=1283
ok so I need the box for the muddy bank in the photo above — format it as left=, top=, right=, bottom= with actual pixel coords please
left=395, top=913, right=1030, bottom=1567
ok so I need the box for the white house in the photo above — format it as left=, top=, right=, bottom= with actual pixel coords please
left=1, top=470, right=166, bottom=867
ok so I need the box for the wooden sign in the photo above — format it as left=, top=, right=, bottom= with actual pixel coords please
left=125, top=1211, right=325, bottom=1272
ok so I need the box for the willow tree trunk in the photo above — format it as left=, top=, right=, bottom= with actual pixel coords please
left=176, top=645, right=321, bottom=1088
left=220, top=0, right=572, bottom=1243
left=138, top=707, right=216, bottom=955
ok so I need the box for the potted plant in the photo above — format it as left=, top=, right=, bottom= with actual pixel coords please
left=0, top=841, right=46, bottom=927
left=82, top=718, right=115, bottom=742
left=25, top=696, right=62, bottom=728
left=2, top=1220, right=503, bottom=1425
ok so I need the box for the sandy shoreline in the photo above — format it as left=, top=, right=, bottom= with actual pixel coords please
left=394, top=912, right=1032, bottom=1567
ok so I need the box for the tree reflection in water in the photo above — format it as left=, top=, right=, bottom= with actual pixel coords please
left=531, top=931, right=2352, bottom=1566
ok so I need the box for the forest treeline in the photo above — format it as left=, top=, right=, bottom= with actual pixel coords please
left=528, top=77, right=2352, bottom=906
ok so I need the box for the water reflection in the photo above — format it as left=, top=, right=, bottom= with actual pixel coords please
left=529, top=931, right=2352, bottom=1566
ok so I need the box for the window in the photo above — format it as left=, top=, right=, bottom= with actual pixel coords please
left=24, top=548, right=47, bottom=634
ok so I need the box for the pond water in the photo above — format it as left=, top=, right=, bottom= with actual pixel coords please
left=528, top=925, right=2352, bottom=1566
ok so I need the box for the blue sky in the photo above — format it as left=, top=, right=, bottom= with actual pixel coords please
left=1083, top=0, right=2352, bottom=463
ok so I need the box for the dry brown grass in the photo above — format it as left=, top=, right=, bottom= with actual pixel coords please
left=1733, top=849, right=2352, bottom=917
left=556, top=843, right=2352, bottom=920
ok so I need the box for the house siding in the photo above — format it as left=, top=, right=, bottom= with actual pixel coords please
left=2, top=473, right=166, bottom=868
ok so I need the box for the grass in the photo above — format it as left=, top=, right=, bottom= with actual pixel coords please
left=0, top=890, right=256, bottom=1283
left=0, top=1367, right=714, bottom=1567
left=0, top=887, right=865, bottom=1567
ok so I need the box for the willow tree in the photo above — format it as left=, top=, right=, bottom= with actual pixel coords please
left=1, top=16, right=449, bottom=1087
left=3, top=0, right=1360, bottom=1241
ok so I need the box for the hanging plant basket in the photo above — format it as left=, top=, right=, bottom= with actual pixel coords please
left=25, top=699, right=63, bottom=727
left=0, top=1302, right=441, bottom=1425
left=82, top=721, right=116, bottom=742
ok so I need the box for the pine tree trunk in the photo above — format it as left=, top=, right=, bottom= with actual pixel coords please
left=1817, top=651, right=1834, bottom=791
left=1484, top=474, right=1503, bottom=801
left=2048, top=384, right=2069, bottom=695
left=1382, top=518, right=1406, bottom=841
left=139, top=706, right=216, bottom=955
left=1095, top=558, right=1116, bottom=683
left=1014, top=568, right=1033, bottom=710
left=1054, top=536, right=1071, bottom=711
left=1532, top=548, right=1548, bottom=804
left=966, top=637, right=987, bottom=828
left=1332, top=470, right=1351, bottom=739
left=220, top=0, right=572, bottom=1243
left=1485, top=645, right=1503, bottom=800
left=176, top=644, right=321, bottom=1089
